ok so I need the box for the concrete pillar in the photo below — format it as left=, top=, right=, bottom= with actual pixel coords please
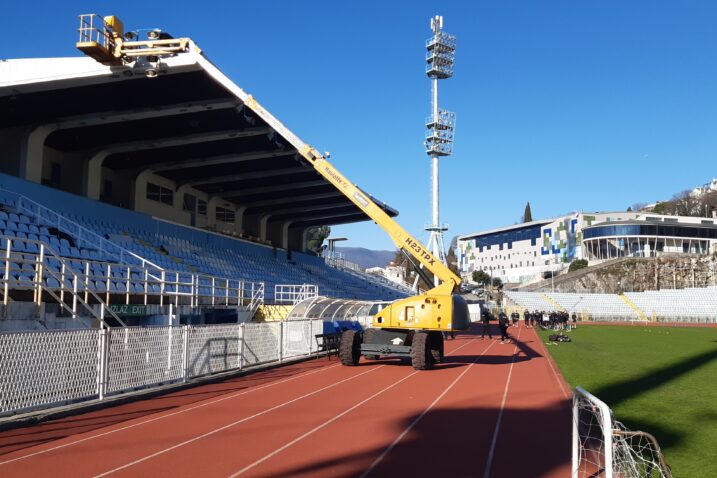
left=21, top=125, right=56, bottom=183
left=86, top=151, right=109, bottom=200
left=281, top=221, right=291, bottom=250
left=235, top=205, right=248, bottom=233
left=133, top=169, right=154, bottom=210
left=259, top=214, right=271, bottom=241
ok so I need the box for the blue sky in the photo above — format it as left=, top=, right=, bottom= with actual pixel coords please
left=2, top=1, right=716, bottom=251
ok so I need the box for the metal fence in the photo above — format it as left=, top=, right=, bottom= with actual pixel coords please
left=0, top=319, right=332, bottom=416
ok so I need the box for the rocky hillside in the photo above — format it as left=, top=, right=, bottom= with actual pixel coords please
left=520, top=254, right=717, bottom=294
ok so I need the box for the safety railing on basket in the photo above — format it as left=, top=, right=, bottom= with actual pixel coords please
left=0, top=318, right=334, bottom=417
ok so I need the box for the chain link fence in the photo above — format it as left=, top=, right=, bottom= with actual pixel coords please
left=0, top=319, right=334, bottom=416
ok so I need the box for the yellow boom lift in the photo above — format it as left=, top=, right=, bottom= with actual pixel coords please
left=76, top=15, right=470, bottom=370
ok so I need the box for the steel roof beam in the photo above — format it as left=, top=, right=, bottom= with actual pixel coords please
left=217, top=179, right=326, bottom=198
left=49, top=98, right=241, bottom=130
left=149, top=143, right=290, bottom=172
left=186, top=166, right=308, bottom=187
left=241, top=191, right=344, bottom=207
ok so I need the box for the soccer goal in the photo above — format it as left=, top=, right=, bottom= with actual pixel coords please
left=572, top=386, right=672, bottom=478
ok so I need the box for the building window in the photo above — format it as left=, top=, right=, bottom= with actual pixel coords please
left=183, top=193, right=195, bottom=212
left=216, top=206, right=235, bottom=223
left=198, top=199, right=207, bottom=215
left=147, top=182, right=173, bottom=205
left=50, top=163, right=62, bottom=185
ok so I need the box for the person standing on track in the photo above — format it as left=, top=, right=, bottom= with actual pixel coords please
left=498, top=311, right=511, bottom=344
left=480, top=309, right=493, bottom=339
left=523, top=309, right=530, bottom=328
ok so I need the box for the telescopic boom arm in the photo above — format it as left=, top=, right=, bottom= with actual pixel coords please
left=244, top=96, right=462, bottom=292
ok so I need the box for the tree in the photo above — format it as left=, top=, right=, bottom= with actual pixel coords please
left=446, top=247, right=461, bottom=277
left=472, top=270, right=491, bottom=286
left=305, top=226, right=330, bottom=255
left=522, top=202, right=533, bottom=223
left=491, top=277, right=503, bottom=289
left=393, top=249, right=434, bottom=290
left=652, top=202, right=668, bottom=214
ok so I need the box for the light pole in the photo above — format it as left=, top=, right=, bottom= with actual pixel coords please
left=423, top=15, right=456, bottom=286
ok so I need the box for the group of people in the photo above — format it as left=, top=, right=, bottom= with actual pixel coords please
left=521, top=309, right=576, bottom=330
left=479, top=310, right=513, bottom=344
left=477, top=308, right=578, bottom=344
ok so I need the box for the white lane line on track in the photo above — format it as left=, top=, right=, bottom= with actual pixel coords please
left=93, top=366, right=384, bottom=477
left=534, top=329, right=570, bottom=399
left=0, top=362, right=341, bottom=467
left=360, top=338, right=498, bottom=478
left=229, top=335, right=479, bottom=477
left=483, top=327, right=524, bottom=478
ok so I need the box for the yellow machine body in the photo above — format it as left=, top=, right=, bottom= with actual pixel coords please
left=373, top=281, right=470, bottom=331
left=103, top=16, right=124, bottom=37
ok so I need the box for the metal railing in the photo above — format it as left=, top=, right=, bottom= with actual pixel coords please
left=0, top=319, right=331, bottom=416
left=1, top=236, right=126, bottom=328
left=274, top=284, right=318, bottom=304
left=320, top=251, right=413, bottom=295
left=3, top=189, right=163, bottom=272
left=77, top=14, right=114, bottom=47
left=1, top=235, right=264, bottom=315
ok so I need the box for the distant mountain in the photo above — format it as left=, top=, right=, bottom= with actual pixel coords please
left=336, top=247, right=394, bottom=269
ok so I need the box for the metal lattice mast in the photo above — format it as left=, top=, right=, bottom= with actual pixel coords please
left=424, top=15, right=456, bottom=286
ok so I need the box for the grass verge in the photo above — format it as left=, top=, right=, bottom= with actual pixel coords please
left=537, top=325, right=717, bottom=478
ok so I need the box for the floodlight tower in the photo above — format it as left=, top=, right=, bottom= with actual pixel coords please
left=424, top=15, right=456, bottom=286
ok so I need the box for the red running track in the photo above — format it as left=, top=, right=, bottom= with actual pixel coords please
left=0, top=325, right=571, bottom=477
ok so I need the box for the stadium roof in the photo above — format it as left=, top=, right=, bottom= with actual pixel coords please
left=583, top=219, right=717, bottom=230
left=0, top=40, right=397, bottom=230
left=457, top=218, right=555, bottom=241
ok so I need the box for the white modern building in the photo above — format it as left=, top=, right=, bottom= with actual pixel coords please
left=457, top=211, right=717, bottom=285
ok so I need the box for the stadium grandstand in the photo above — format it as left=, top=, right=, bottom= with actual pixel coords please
left=504, top=288, right=717, bottom=323
left=0, top=18, right=410, bottom=331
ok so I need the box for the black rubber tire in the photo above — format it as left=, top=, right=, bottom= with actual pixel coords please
left=339, top=329, right=361, bottom=366
left=429, top=331, right=444, bottom=364
left=410, top=331, right=433, bottom=370
left=363, top=328, right=380, bottom=360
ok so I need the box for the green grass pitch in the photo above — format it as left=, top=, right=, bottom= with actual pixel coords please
left=537, top=325, right=717, bottom=478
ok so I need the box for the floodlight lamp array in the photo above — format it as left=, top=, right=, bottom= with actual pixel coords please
left=426, top=31, right=456, bottom=79
left=425, top=109, right=456, bottom=156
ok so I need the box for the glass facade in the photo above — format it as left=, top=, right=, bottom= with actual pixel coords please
left=472, top=224, right=543, bottom=251
left=583, top=224, right=717, bottom=240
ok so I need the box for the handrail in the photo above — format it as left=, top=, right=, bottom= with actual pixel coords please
left=0, top=189, right=265, bottom=309
left=1, top=234, right=264, bottom=313
left=1, top=236, right=126, bottom=328
left=1, top=188, right=164, bottom=272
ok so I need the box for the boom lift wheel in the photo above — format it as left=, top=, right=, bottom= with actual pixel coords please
left=429, top=331, right=444, bottom=363
left=339, top=329, right=361, bottom=366
left=362, top=328, right=380, bottom=360
left=410, top=331, right=433, bottom=370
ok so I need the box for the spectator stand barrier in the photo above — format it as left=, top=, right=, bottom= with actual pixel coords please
left=0, top=318, right=334, bottom=417
left=0, top=235, right=264, bottom=321
left=274, top=284, right=319, bottom=305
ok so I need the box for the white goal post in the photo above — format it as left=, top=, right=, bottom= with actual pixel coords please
left=572, top=386, right=672, bottom=478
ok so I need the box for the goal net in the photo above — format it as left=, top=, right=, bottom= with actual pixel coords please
left=572, top=386, right=672, bottom=478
